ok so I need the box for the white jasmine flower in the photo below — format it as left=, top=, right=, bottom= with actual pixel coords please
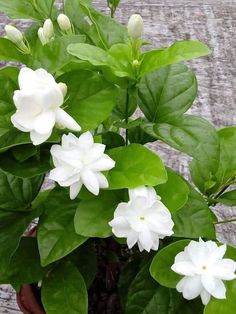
left=127, top=14, right=144, bottom=39
left=57, top=14, right=73, bottom=34
left=11, top=67, right=81, bottom=145
left=171, top=238, right=236, bottom=305
left=109, top=186, right=174, bottom=252
left=49, top=132, right=115, bottom=199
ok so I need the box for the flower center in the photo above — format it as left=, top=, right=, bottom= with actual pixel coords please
left=139, top=216, right=145, bottom=220
left=201, top=265, right=207, bottom=270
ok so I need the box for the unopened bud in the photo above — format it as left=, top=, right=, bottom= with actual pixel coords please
left=38, top=27, right=48, bottom=45
left=127, top=14, right=144, bottom=39
left=43, top=19, right=54, bottom=40
left=5, top=25, right=23, bottom=44
left=58, top=82, right=68, bottom=98
left=132, top=59, right=139, bottom=66
left=57, top=14, right=72, bottom=33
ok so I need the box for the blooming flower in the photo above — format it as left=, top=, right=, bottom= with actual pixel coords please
left=109, top=186, right=174, bottom=252
left=127, top=14, right=144, bottom=39
left=11, top=67, right=81, bottom=145
left=49, top=132, right=115, bottom=199
left=171, top=238, right=236, bottom=305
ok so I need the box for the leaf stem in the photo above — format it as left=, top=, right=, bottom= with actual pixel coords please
left=214, top=218, right=236, bottom=225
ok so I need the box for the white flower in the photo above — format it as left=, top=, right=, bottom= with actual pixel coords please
left=57, top=14, right=73, bottom=33
left=171, top=238, right=236, bottom=305
left=49, top=132, right=115, bottom=199
left=11, top=67, right=81, bottom=145
left=127, top=14, right=144, bottom=39
left=38, top=19, right=54, bottom=45
left=109, top=186, right=174, bottom=252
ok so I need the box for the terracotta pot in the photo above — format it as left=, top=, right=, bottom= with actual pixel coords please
left=16, top=227, right=45, bottom=314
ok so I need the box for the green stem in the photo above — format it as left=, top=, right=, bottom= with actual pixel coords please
left=125, top=89, right=129, bottom=145
left=214, top=218, right=236, bottom=225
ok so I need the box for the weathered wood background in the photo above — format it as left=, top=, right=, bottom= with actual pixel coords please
left=0, top=0, right=235, bottom=312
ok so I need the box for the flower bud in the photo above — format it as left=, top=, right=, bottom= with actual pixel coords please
left=43, top=19, right=54, bottom=40
left=38, top=27, right=48, bottom=45
left=5, top=25, right=23, bottom=44
left=127, top=14, right=144, bottom=39
left=57, top=14, right=72, bottom=33
left=58, top=82, right=68, bottom=98
left=132, top=59, right=139, bottom=66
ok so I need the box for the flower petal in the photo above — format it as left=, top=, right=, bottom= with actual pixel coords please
left=95, top=172, right=109, bottom=188
left=90, top=155, right=115, bottom=171
left=30, top=130, right=52, bottom=145
left=138, top=229, right=153, bottom=252
left=200, top=289, right=211, bottom=305
left=77, top=131, right=94, bottom=150
left=171, top=262, right=197, bottom=276
left=109, top=216, right=130, bottom=237
left=69, top=181, right=82, bottom=200
left=55, top=108, right=81, bottom=131
left=81, top=169, right=99, bottom=195
left=49, top=166, right=71, bottom=182
left=127, top=230, right=139, bottom=249
left=34, top=111, right=56, bottom=134
left=176, top=276, right=202, bottom=300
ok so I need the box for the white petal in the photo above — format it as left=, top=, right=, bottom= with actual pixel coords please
left=127, top=230, right=139, bottom=249
left=200, top=289, right=211, bottom=305
left=174, top=251, right=192, bottom=263
left=49, top=166, right=71, bottom=182
left=213, top=259, right=236, bottom=280
left=201, top=275, right=223, bottom=296
left=55, top=108, right=81, bottom=131
left=128, top=186, right=158, bottom=204
left=171, top=262, right=197, bottom=276
left=114, top=202, right=130, bottom=218
left=18, top=67, right=37, bottom=90
left=176, top=276, right=202, bottom=300
left=81, top=169, right=100, bottom=195
left=86, top=144, right=105, bottom=163
left=69, top=181, right=82, bottom=200
left=208, top=243, right=227, bottom=264
left=90, top=155, right=115, bottom=171
left=11, top=114, right=30, bottom=132
left=211, top=279, right=226, bottom=299
left=151, top=235, right=160, bottom=251
left=13, top=90, right=42, bottom=113
left=138, top=229, right=153, bottom=252
left=34, top=111, right=56, bottom=134
left=77, top=131, right=94, bottom=149
left=30, top=130, right=52, bottom=145
left=61, top=133, right=78, bottom=149
left=109, top=217, right=130, bottom=237
left=95, top=172, right=109, bottom=188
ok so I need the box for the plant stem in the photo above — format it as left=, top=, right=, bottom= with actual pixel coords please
left=214, top=218, right=236, bottom=225
left=125, top=89, right=129, bottom=145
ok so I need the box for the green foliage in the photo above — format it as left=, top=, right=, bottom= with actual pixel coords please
left=217, top=190, right=236, bottom=206
left=42, top=261, right=88, bottom=314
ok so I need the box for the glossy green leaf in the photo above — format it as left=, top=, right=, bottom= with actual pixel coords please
left=204, top=280, right=236, bottom=314
left=0, top=38, right=28, bottom=64
left=150, top=240, right=191, bottom=288
left=38, top=188, right=87, bottom=267
left=64, top=0, right=92, bottom=30
left=101, top=132, right=125, bottom=149
left=32, top=35, right=86, bottom=73
left=0, top=101, right=14, bottom=136
left=0, top=169, right=43, bottom=211
left=217, top=190, right=236, bottom=206
left=156, top=168, right=189, bottom=212
left=0, top=237, right=47, bottom=286
left=113, top=87, right=137, bottom=119
left=0, top=209, right=33, bottom=278
left=0, top=0, right=55, bottom=20
left=42, top=261, right=88, bottom=314
left=172, top=185, right=216, bottom=239
left=107, top=144, right=167, bottom=189
left=74, top=190, right=124, bottom=238
left=139, top=41, right=211, bottom=77
left=0, top=66, right=19, bottom=104
left=126, top=262, right=183, bottom=314
left=138, top=63, right=197, bottom=123
left=58, top=70, right=118, bottom=130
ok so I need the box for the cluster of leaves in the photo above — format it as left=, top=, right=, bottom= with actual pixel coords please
left=0, top=0, right=235, bottom=313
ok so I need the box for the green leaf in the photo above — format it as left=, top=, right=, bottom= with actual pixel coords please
left=0, top=0, right=55, bottom=20
left=150, top=240, right=191, bottom=288
left=32, top=35, right=86, bottom=73
left=0, top=209, right=33, bottom=278
left=38, top=188, right=87, bottom=267
left=0, top=237, right=47, bottom=286
left=0, top=100, right=14, bottom=136
left=0, top=66, right=19, bottom=104
left=217, top=190, right=236, bottom=206
left=0, top=169, right=43, bottom=211
left=74, top=190, right=124, bottom=238
left=139, top=41, right=211, bottom=77
left=101, top=131, right=125, bottom=149
left=156, top=168, right=189, bottom=212
left=113, top=87, right=137, bottom=119
left=64, top=0, right=92, bottom=31
left=138, top=63, right=197, bottom=123
left=107, top=144, right=167, bottom=189
left=42, top=261, right=88, bottom=314
left=58, top=70, right=118, bottom=130
left=125, top=261, right=183, bottom=314
left=204, top=280, right=236, bottom=314
left=0, top=37, right=28, bottom=64
left=172, top=184, right=216, bottom=239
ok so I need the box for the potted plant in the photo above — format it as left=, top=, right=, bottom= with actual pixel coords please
left=0, top=0, right=235, bottom=313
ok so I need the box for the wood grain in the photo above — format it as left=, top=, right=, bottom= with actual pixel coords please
left=0, top=0, right=235, bottom=312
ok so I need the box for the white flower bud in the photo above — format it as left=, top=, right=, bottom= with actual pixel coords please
left=58, top=82, right=68, bottom=98
left=132, top=59, right=139, bottom=66
left=43, top=19, right=54, bottom=40
left=57, top=14, right=72, bottom=33
left=127, top=14, right=144, bottom=39
left=5, top=25, right=23, bottom=44
left=38, top=27, right=48, bottom=45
